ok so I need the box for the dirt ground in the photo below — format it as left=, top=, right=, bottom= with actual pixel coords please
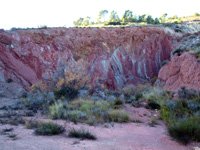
left=0, top=98, right=200, bottom=150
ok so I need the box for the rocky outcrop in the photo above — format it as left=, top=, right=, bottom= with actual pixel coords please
left=0, top=27, right=175, bottom=90
left=156, top=52, right=200, bottom=91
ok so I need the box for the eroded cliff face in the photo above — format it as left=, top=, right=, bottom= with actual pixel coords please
left=156, top=52, right=200, bottom=91
left=0, top=27, right=174, bottom=90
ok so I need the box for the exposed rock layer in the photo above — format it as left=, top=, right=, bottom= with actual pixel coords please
left=156, top=52, right=200, bottom=91
left=0, top=27, right=174, bottom=89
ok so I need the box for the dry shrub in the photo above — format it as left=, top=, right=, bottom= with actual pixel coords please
left=30, top=81, right=47, bottom=93
left=56, top=59, right=89, bottom=90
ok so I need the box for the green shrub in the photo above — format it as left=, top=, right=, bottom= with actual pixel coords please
left=67, top=99, right=111, bottom=124
left=34, top=122, right=65, bottom=136
left=49, top=101, right=67, bottom=119
left=67, top=110, right=82, bottom=123
left=108, top=109, right=130, bottom=122
left=121, top=85, right=136, bottom=98
left=151, top=76, right=157, bottom=84
left=54, top=87, right=78, bottom=100
left=190, top=50, right=200, bottom=61
left=146, top=101, right=161, bottom=110
left=172, top=48, right=186, bottom=56
left=104, top=21, right=121, bottom=25
left=178, top=87, right=200, bottom=100
left=168, top=116, right=200, bottom=144
left=68, top=128, right=96, bottom=140
left=6, top=78, right=13, bottom=83
left=25, top=119, right=40, bottom=129
left=159, top=106, right=171, bottom=123
left=141, top=87, right=170, bottom=107
left=114, top=98, right=124, bottom=106
left=54, top=88, right=66, bottom=99
left=161, top=60, right=169, bottom=67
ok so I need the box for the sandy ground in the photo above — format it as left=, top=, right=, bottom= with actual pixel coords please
left=1, top=120, right=200, bottom=150
left=0, top=98, right=200, bottom=150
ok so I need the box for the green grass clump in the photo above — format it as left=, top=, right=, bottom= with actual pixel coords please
left=68, top=128, right=97, bottom=140
left=157, top=87, right=200, bottom=144
left=49, top=101, right=67, bottom=119
left=34, top=122, right=65, bottom=136
left=25, top=119, right=40, bottom=129
left=108, top=109, right=130, bottom=122
left=67, top=99, right=130, bottom=124
left=159, top=106, right=171, bottom=124
left=67, top=99, right=110, bottom=124
left=141, top=87, right=171, bottom=108
left=168, top=116, right=200, bottom=144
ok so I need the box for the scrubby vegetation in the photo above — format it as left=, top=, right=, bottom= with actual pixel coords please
left=17, top=54, right=200, bottom=144
left=68, top=128, right=97, bottom=140
left=123, top=84, right=200, bottom=144
left=172, top=33, right=200, bottom=60
left=34, top=122, right=65, bottom=136
left=73, top=10, right=200, bottom=27
left=49, top=99, right=129, bottom=125
left=168, top=116, right=200, bottom=144
left=158, top=87, right=200, bottom=144
left=22, top=80, right=130, bottom=125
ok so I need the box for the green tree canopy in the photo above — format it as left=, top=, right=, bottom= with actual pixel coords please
left=138, top=14, right=146, bottom=22
left=73, top=17, right=84, bottom=26
left=154, top=18, right=160, bottom=24
left=194, top=12, right=200, bottom=16
left=122, top=10, right=133, bottom=22
left=109, top=11, right=120, bottom=22
left=82, top=16, right=91, bottom=26
left=159, top=13, right=168, bottom=23
left=146, top=15, right=154, bottom=23
left=98, top=10, right=108, bottom=23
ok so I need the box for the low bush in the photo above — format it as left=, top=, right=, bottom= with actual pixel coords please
left=108, top=109, right=130, bottom=122
left=151, top=76, right=157, bottom=84
left=121, top=85, right=136, bottom=99
left=6, top=78, right=13, bottom=83
left=159, top=88, right=200, bottom=144
left=49, top=101, right=67, bottom=119
left=67, top=99, right=110, bottom=124
left=168, top=116, right=200, bottom=144
left=159, top=106, right=171, bottom=123
left=172, top=48, right=186, bottom=56
left=141, top=86, right=171, bottom=108
left=34, top=122, right=65, bottom=136
left=68, top=128, right=97, bottom=140
left=25, top=119, right=40, bottom=129
left=104, top=21, right=121, bottom=25
left=178, top=87, right=200, bottom=100
left=54, top=87, right=78, bottom=100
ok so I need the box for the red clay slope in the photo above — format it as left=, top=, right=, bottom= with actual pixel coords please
left=0, top=27, right=174, bottom=89
left=157, top=52, right=200, bottom=91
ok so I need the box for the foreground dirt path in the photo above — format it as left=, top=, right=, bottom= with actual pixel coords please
left=0, top=121, right=198, bottom=150
left=0, top=98, right=199, bottom=150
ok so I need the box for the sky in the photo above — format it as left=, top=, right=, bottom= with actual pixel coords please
left=0, top=0, right=200, bottom=29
